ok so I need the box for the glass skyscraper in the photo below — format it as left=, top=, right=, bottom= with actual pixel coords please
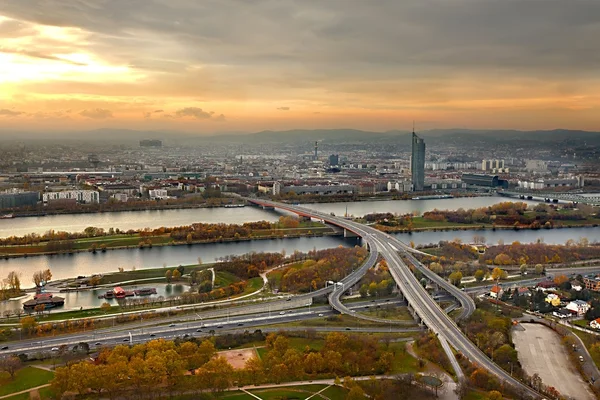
left=411, top=132, right=425, bottom=191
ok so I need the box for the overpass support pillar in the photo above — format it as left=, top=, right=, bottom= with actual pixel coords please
left=343, top=229, right=358, bottom=238
left=298, top=216, right=311, bottom=222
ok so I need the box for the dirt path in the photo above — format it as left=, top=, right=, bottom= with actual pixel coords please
left=406, top=341, right=458, bottom=400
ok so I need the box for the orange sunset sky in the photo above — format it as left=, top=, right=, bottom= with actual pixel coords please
left=1, top=1, right=599, bottom=133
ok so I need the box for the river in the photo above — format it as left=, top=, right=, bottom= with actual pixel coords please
left=0, top=196, right=539, bottom=238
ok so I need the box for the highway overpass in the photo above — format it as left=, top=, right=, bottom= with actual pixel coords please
left=247, top=197, right=541, bottom=399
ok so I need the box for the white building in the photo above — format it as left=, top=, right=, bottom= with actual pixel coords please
left=111, top=193, right=128, bottom=202
left=565, top=300, right=591, bottom=316
left=42, top=190, right=99, bottom=204
left=272, top=182, right=282, bottom=196
left=525, top=160, right=548, bottom=173
left=149, top=189, right=169, bottom=200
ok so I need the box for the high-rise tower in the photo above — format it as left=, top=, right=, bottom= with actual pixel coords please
left=411, top=129, right=426, bottom=191
left=314, top=141, right=318, bottom=160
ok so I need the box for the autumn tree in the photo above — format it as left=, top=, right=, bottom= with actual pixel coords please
left=449, top=271, right=463, bottom=287
left=6, top=271, right=21, bottom=292
left=32, top=269, right=52, bottom=287
left=165, top=270, right=172, bottom=283
left=534, top=264, right=544, bottom=275
left=172, top=269, right=182, bottom=280
left=474, top=269, right=486, bottom=282
left=519, top=264, right=528, bottom=274
left=491, top=267, right=507, bottom=281
left=429, top=262, right=443, bottom=274
left=0, top=356, right=22, bottom=379
left=554, top=275, right=569, bottom=286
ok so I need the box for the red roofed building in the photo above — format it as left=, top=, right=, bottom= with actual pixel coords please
left=490, top=285, right=504, bottom=299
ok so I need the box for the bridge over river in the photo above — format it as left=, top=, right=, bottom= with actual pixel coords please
left=246, top=197, right=542, bottom=399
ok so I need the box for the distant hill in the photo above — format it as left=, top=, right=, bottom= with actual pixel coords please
left=0, top=127, right=597, bottom=144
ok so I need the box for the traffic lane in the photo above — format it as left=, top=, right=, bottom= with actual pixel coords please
left=4, top=314, right=423, bottom=356
left=0, top=302, right=421, bottom=355
left=0, top=297, right=407, bottom=351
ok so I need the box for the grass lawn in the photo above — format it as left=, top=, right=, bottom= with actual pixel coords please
left=463, top=390, right=488, bottom=400
left=358, top=305, right=414, bottom=321
left=242, top=277, right=264, bottom=295
left=411, top=217, right=489, bottom=229
left=572, top=329, right=600, bottom=369
left=214, top=271, right=242, bottom=287
left=2, top=386, right=55, bottom=400
left=0, top=367, right=55, bottom=397
left=389, top=342, right=420, bottom=373
left=319, top=385, right=348, bottom=400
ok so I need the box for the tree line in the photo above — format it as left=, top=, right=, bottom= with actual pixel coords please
left=50, top=332, right=398, bottom=399
left=273, top=246, right=368, bottom=293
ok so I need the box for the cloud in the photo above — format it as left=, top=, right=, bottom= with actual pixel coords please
left=0, top=47, right=87, bottom=65
left=174, top=107, right=225, bottom=121
left=79, top=108, right=113, bottom=119
left=175, top=107, right=213, bottom=119
left=277, top=107, right=290, bottom=111
left=143, top=109, right=164, bottom=118
left=0, top=109, right=23, bottom=117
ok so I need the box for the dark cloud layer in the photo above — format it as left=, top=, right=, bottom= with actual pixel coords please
left=2, top=0, right=599, bottom=81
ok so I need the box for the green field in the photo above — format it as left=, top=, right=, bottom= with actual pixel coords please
left=216, top=384, right=344, bottom=400
left=358, top=305, right=414, bottom=321
left=0, top=367, right=55, bottom=397
left=2, top=386, right=55, bottom=400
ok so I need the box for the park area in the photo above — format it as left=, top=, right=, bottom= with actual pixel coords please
left=0, top=365, right=55, bottom=399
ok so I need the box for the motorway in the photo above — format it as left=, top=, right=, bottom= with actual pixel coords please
left=249, top=199, right=541, bottom=398
left=0, top=299, right=421, bottom=356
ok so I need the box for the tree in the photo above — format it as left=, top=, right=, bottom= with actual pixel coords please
left=6, top=271, right=21, bottom=292
left=491, top=267, right=506, bottom=281
left=494, top=253, right=512, bottom=265
left=0, top=356, right=22, bottom=379
left=554, top=275, right=569, bottom=286
left=487, top=390, right=503, bottom=400
left=32, top=269, right=52, bottom=287
left=534, top=264, right=545, bottom=275
left=519, top=264, right=528, bottom=275
left=429, top=262, right=443, bottom=274
left=347, top=385, right=367, bottom=400
left=20, top=316, right=37, bottom=333
left=101, top=302, right=111, bottom=314
left=449, top=271, right=463, bottom=287
left=474, top=269, right=486, bottom=282
left=172, top=269, right=182, bottom=280
left=176, top=265, right=185, bottom=276
left=165, top=270, right=172, bottom=283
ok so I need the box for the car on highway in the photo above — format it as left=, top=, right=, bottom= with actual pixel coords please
left=123, top=338, right=129, bottom=342
left=95, top=342, right=102, bottom=346
left=345, top=327, right=351, bottom=330
left=169, top=323, right=176, bottom=327
left=237, top=323, right=244, bottom=326
left=1, top=346, right=8, bottom=350
left=217, top=325, right=223, bottom=328
left=150, top=334, right=156, bottom=337
left=51, top=347, right=59, bottom=351
left=279, top=311, right=285, bottom=315
left=196, top=329, right=203, bottom=332
left=318, top=313, right=324, bottom=317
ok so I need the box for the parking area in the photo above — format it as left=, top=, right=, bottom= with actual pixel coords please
left=513, top=323, right=594, bottom=400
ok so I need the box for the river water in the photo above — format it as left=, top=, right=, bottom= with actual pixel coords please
left=0, top=196, right=539, bottom=238
left=0, top=196, right=597, bottom=314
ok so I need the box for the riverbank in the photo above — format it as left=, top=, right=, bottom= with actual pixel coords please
left=0, top=223, right=335, bottom=259
left=3, top=198, right=245, bottom=219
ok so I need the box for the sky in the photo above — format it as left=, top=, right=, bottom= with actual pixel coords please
left=0, top=0, right=599, bottom=134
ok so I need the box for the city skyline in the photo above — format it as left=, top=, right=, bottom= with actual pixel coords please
left=1, top=1, right=600, bottom=134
